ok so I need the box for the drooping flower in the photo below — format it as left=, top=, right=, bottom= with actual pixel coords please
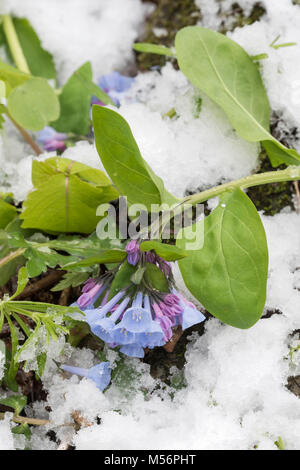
left=126, top=239, right=140, bottom=266
left=37, top=126, right=67, bottom=152
left=61, top=362, right=111, bottom=391
left=91, top=297, right=130, bottom=343
left=94, top=72, right=135, bottom=107
left=112, top=293, right=164, bottom=348
left=172, top=289, right=206, bottom=330
left=67, top=238, right=207, bottom=366
left=84, top=290, right=125, bottom=326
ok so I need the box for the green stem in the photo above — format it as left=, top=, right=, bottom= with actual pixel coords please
left=2, top=15, right=30, bottom=74
left=183, top=167, right=300, bottom=206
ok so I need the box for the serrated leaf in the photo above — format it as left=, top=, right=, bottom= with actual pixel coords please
left=175, top=26, right=300, bottom=166
left=12, top=17, right=56, bottom=80
left=52, top=61, right=93, bottom=134
left=140, top=240, right=186, bottom=261
left=177, top=188, right=268, bottom=329
left=51, top=271, right=89, bottom=292
left=93, top=106, right=178, bottom=209
left=133, top=43, right=174, bottom=56
left=7, top=77, right=60, bottom=131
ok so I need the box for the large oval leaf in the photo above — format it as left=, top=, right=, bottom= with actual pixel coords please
left=7, top=77, right=60, bottom=131
left=177, top=188, right=268, bottom=329
left=175, top=26, right=300, bottom=166
left=92, top=106, right=178, bottom=210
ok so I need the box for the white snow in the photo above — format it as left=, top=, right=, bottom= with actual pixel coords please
left=1, top=0, right=300, bottom=451
left=1, top=0, right=149, bottom=84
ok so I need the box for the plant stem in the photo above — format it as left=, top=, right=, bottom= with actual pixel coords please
left=3, top=106, right=42, bottom=155
left=183, top=167, right=300, bottom=206
left=0, top=412, right=49, bottom=426
left=2, top=15, right=30, bottom=74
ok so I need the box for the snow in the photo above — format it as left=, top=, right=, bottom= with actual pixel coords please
left=1, top=0, right=149, bottom=84
left=1, top=0, right=300, bottom=451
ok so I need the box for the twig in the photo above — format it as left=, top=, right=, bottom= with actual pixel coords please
left=15, top=271, right=65, bottom=300
left=293, top=181, right=300, bottom=213
left=59, top=287, right=71, bottom=306
left=4, top=107, right=42, bottom=156
left=0, top=412, right=49, bottom=426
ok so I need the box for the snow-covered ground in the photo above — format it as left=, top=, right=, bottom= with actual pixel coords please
left=1, top=0, right=300, bottom=450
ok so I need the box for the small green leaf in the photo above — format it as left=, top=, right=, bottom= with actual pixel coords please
left=73, top=66, right=115, bottom=106
left=0, top=231, right=25, bottom=287
left=7, top=77, right=60, bottom=131
left=51, top=271, right=90, bottom=292
left=0, top=59, right=29, bottom=95
left=52, top=62, right=93, bottom=135
left=93, top=106, right=178, bottom=209
left=140, top=240, right=187, bottom=261
left=108, top=261, right=136, bottom=299
left=12, top=423, right=31, bottom=440
left=177, top=189, right=268, bottom=329
left=10, top=266, right=28, bottom=300
left=0, top=394, right=27, bottom=415
left=144, top=262, right=169, bottom=292
left=0, top=199, right=17, bottom=229
left=133, top=43, right=175, bottom=56
left=64, top=249, right=126, bottom=269
left=12, top=17, right=56, bottom=80
left=37, top=352, right=47, bottom=378
left=131, top=265, right=146, bottom=285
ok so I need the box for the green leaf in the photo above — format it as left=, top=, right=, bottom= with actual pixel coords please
left=93, top=106, right=178, bottom=209
left=144, top=262, right=169, bottom=292
left=51, top=271, right=90, bottom=292
left=140, top=240, right=187, bottom=261
left=133, top=43, right=175, bottom=56
left=0, top=394, right=27, bottom=415
left=63, top=249, right=126, bottom=270
left=108, top=260, right=136, bottom=299
left=12, top=17, right=56, bottom=80
left=21, top=158, right=119, bottom=233
left=12, top=423, right=31, bottom=440
left=52, top=61, right=93, bottom=135
left=130, top=265, right=146, bottom=285
left=37, top=352, right=47, bottom=378
left=0, top=231, right=25, bottom=287
left=175, top=26, right=300, bottom=166
left=7, top=77, right=60, bottom=131
left=177, top=188, right=268, bottom=329
left=0, top=59, right=29, bottom=95
left=72, top=65, right=115, bottom=106
left=10, top=266, right=28, bottom=299
left=0, top=199, right=17, bottom=229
